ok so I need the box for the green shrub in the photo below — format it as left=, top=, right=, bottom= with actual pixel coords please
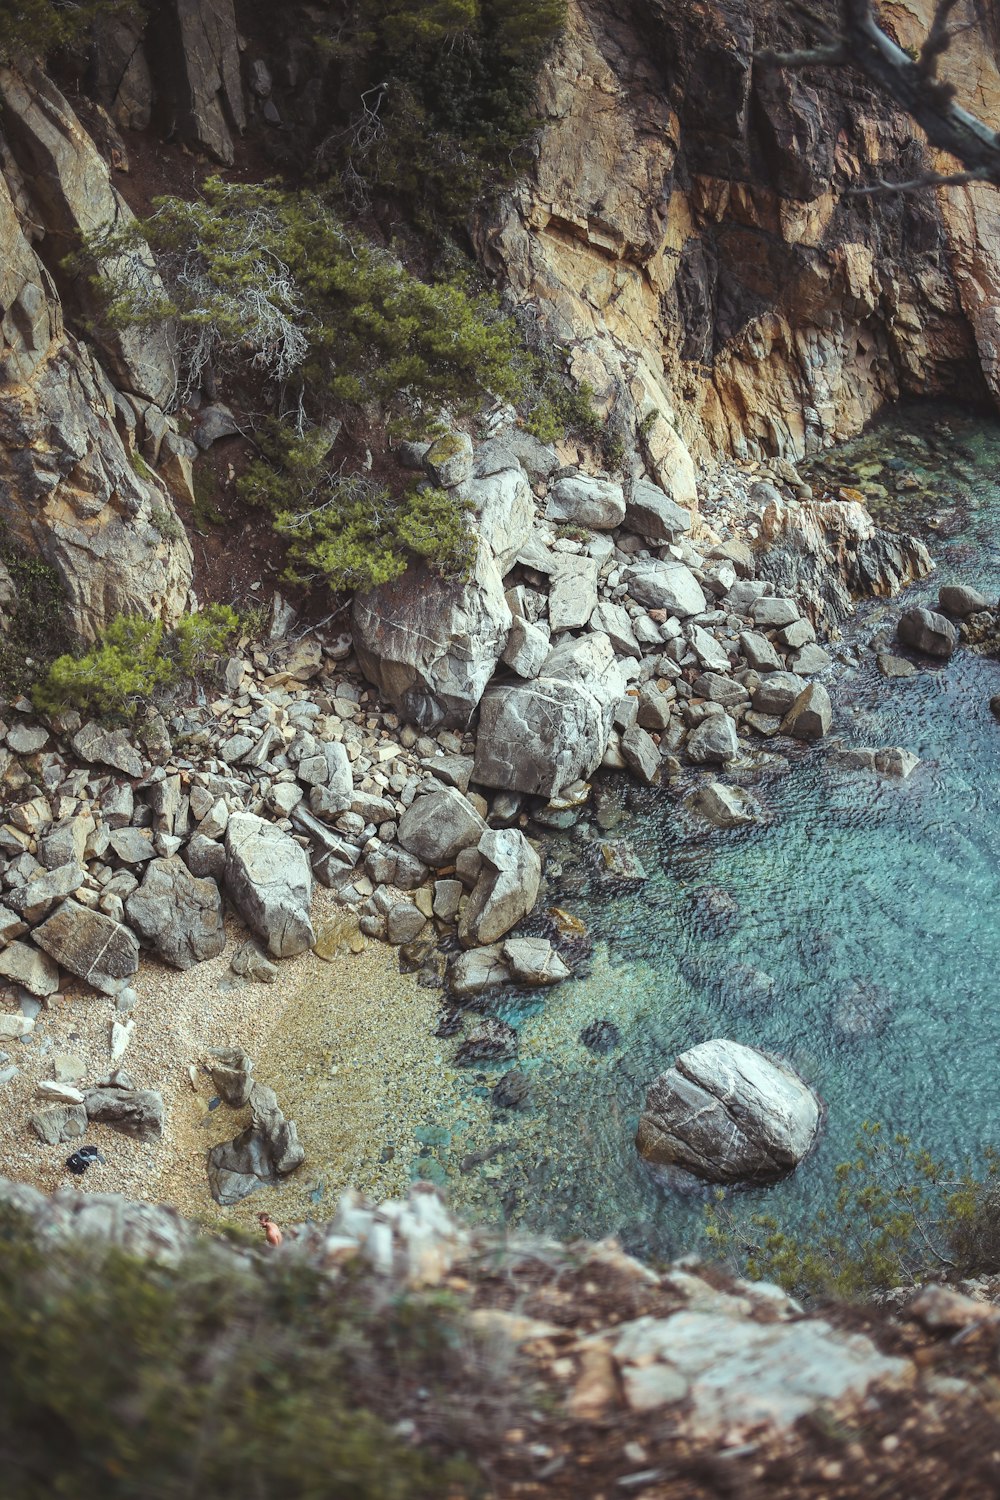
left=32, top=614, right=173, bottom=720
left=0, top=1203, right=474, bottom=1499
left=87, top=180, right=528, bottom=416
left=242, top=426, right=475, bottom=593
left=705, top=1121, right=1000, bottom=1301
left=149, top=502, right=184, bottom=542
left=32, top=606, right=243, bottom=720
left=172, top=602, right=240, bottom=676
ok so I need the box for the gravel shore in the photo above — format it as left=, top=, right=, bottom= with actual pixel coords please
left=0, top=889, right=488, bottom=1234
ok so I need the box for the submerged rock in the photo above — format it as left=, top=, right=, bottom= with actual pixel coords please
left=636, top=1039, right=820, bottom=1184
left=456, top=1018, right=519, bottom=1065
left=580, top=1019, right=621, bottom=1054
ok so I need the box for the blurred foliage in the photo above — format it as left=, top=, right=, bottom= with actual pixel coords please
left=705, top=1121, right=1000, bottom=1301
left=314, top=0, right=566, bottom=227
left=0, top=1202, right=475, bottom=1498
left=0, top=0, right=137, bottom=63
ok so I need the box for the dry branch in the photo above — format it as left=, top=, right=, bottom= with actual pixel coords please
left=759, top=0, right=1000, bottom=189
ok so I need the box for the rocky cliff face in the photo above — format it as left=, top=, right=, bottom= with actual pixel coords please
left=477, top=0, right=994, bottom=494
left=0, top=61, right=192, bottom=639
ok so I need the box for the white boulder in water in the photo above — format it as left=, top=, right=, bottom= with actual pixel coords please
left=636, top=1039, right=820, bottom=1184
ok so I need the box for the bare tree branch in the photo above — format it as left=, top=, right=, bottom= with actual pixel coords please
left=758, top=0, right=1000, bottom=190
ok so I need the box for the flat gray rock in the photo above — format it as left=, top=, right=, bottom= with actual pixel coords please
left=32, top=902, right=138, bottom=994
left=625, top=560, right=705, bottom=618
left=545, top=473, right=625, bottom=530
left=224, top=813, right=315, bottom=958
left=125, top=856, right=225, bottom=969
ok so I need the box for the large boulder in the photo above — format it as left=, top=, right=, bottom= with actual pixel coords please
left=624, top=560, right=705, bottom=617
left=32, top=901, right=139, bottom=994
left=545, top=473, right=625, bottom=530
left=752, top=672, right=807, bottom=716
left=686, top=713, right=739, bottom=764
left=463, top=467, right=534, bottom=574
left=207, top=1080, right=303, bottom=1205
left=897, top=607, right=959, bottom=659
left=352, top=551, right=512, bottom=730
left=939, top=583, right=989, bottom=618
left=458, top=829, right=541, bottom=948
left=397, top=788, right=486, bottom=866
left=125, top=856, right=225, bottom=969
left=624, top=479, right=691, bottom=545
left=224, top=813, right=315, bottom=958
left=781, top=682, right=832, bottom=741
left=636, top=1039, right=820, bottom=1184
left=473, top=633, right=626, bottom=797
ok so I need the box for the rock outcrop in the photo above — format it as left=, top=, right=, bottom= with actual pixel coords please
left=476, top=0, right=997, bottom=485
left=0, top=62, right=192, bottom=638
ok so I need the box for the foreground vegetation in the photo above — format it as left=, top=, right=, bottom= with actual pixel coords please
left=706, top=1122, right=1000, bottom=1301
left=0, top=1203, right=477, bottom=1499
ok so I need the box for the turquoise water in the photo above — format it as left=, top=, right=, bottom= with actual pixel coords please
left=443, top=404, right=1000, bottom=1262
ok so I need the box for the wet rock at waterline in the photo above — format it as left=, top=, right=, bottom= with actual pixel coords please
left=781, top=682, right=832, bottom=742
left=686, top=713, right=739, bottom=765
left=458, top=829, right=541, bottom=948
left=636, top=1040, right=821, bottom=1185
left=686, top=782, right=760, bottom=830
left=939, top=583, right=990, bottom=618
left=896, top=607, right=959, bottom=660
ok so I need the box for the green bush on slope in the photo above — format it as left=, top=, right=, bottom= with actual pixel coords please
left=0, top=1203, right=474, bottom=1499
left=32, top=604, right=241, bottom=721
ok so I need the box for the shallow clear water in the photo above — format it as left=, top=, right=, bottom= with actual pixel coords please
left=438, top=403, right=1000, bottom=1262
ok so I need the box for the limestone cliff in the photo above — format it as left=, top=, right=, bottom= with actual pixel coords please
left=477, top=0, right=998, bottom=493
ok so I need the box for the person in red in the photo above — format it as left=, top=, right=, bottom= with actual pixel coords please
left=258, top=1211, right=283, bottom=1247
